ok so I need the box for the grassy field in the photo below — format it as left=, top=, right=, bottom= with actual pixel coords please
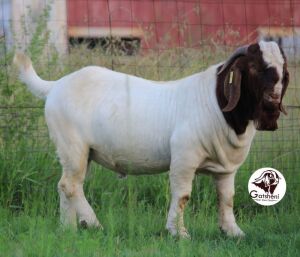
left=0, top=143, right=299, bottom=257
left=0, top=32, right=300, bottom=256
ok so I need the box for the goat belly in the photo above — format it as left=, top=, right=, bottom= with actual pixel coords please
left=90, top=148, right=170, bottom=175
left=88, top=106, right=174, bottom=175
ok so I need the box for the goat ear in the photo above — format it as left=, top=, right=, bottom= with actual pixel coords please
left=279, top=47, right=289, bottom=115
left=279, top=65, right=289, bottom=115
left=222, top=64, right=242, bottom=112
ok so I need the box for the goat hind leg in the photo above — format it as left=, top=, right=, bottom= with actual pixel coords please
left=57, top=143, right=101, bottom=229
left=58, top=174, right=77, bottom=228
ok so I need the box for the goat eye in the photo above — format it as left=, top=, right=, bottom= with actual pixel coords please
left=256, top=70, right=265, bottom=78
left=259, top=65, right=268, bottom=74
left=249, top=64, right=260, bottom=75
left=260, top=68, right=268, bottom=74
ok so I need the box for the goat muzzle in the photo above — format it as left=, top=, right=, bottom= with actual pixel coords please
left=263, top=92, right=281, bottom=104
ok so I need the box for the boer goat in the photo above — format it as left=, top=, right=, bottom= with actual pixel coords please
left=14, top=41, right=289, bottom=238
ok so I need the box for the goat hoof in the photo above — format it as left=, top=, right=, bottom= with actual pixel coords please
left=220, top=225, right=245, bottom=237
left=79, top=219, right=103, bottom=230
left=79, top=220, right=88, bottom=229
left=179, top=230, right=191, bottom=240
left=167, top=226, right=191, bottom=239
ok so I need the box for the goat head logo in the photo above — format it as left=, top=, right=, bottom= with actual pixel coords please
left=248, top=168, right=286, bottom=206
left=252, top=170, right=280, bottom=194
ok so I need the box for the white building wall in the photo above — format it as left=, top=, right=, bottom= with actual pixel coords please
left=0, top=0, right=12, bottom=48
left=3, top=0, right=67, bottom=54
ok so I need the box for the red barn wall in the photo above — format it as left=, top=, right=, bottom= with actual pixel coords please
left=67, top=0, right=300, bottom=50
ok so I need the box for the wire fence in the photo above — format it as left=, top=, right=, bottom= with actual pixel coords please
left=0, top=0, right=299, bottom=187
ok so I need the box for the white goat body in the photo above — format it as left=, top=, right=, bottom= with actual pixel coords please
left=16, top=56, right=255, bottom=175
left=15, top=41, right=285, bottom=238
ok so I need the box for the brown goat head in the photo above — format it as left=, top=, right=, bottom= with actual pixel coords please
left=216, top=41, right=289, bottom=134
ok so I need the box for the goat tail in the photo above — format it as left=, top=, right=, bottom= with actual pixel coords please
left=13, top=52, right=54, bottom=100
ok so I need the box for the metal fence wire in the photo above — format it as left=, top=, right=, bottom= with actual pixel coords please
left=0, top=0, right=299, bottom=188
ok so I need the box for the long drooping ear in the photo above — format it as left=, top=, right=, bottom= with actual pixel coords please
left=279, top=67, right=289, bottom=115
left=222, top=60, right=242, bottom=112
left=218, top=45, right=248, bottom=112
left=279, top=48, right=289, bottom=115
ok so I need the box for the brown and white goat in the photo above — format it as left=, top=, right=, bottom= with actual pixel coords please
left=14, top=41, right=289, bottom=238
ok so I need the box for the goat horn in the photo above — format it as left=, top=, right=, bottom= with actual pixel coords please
left=217, top=45, right=249, bottom=75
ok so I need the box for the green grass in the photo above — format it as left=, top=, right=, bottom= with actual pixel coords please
left=0, top=136, right=299, bottom=256
left=0, top=205, right=299, bottom=257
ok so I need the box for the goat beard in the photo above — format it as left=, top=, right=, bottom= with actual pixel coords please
left=254, top=100, right=280, bottom=131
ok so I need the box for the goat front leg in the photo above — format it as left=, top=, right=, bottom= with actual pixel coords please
left=214, top=172, right=245, bottom=237
left=166, top=149, right=201, bottom=238
left=166, top=169, right=194, bottom=238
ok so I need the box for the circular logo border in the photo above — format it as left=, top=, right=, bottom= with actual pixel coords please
left=248, top=167, right=286, bottom=206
